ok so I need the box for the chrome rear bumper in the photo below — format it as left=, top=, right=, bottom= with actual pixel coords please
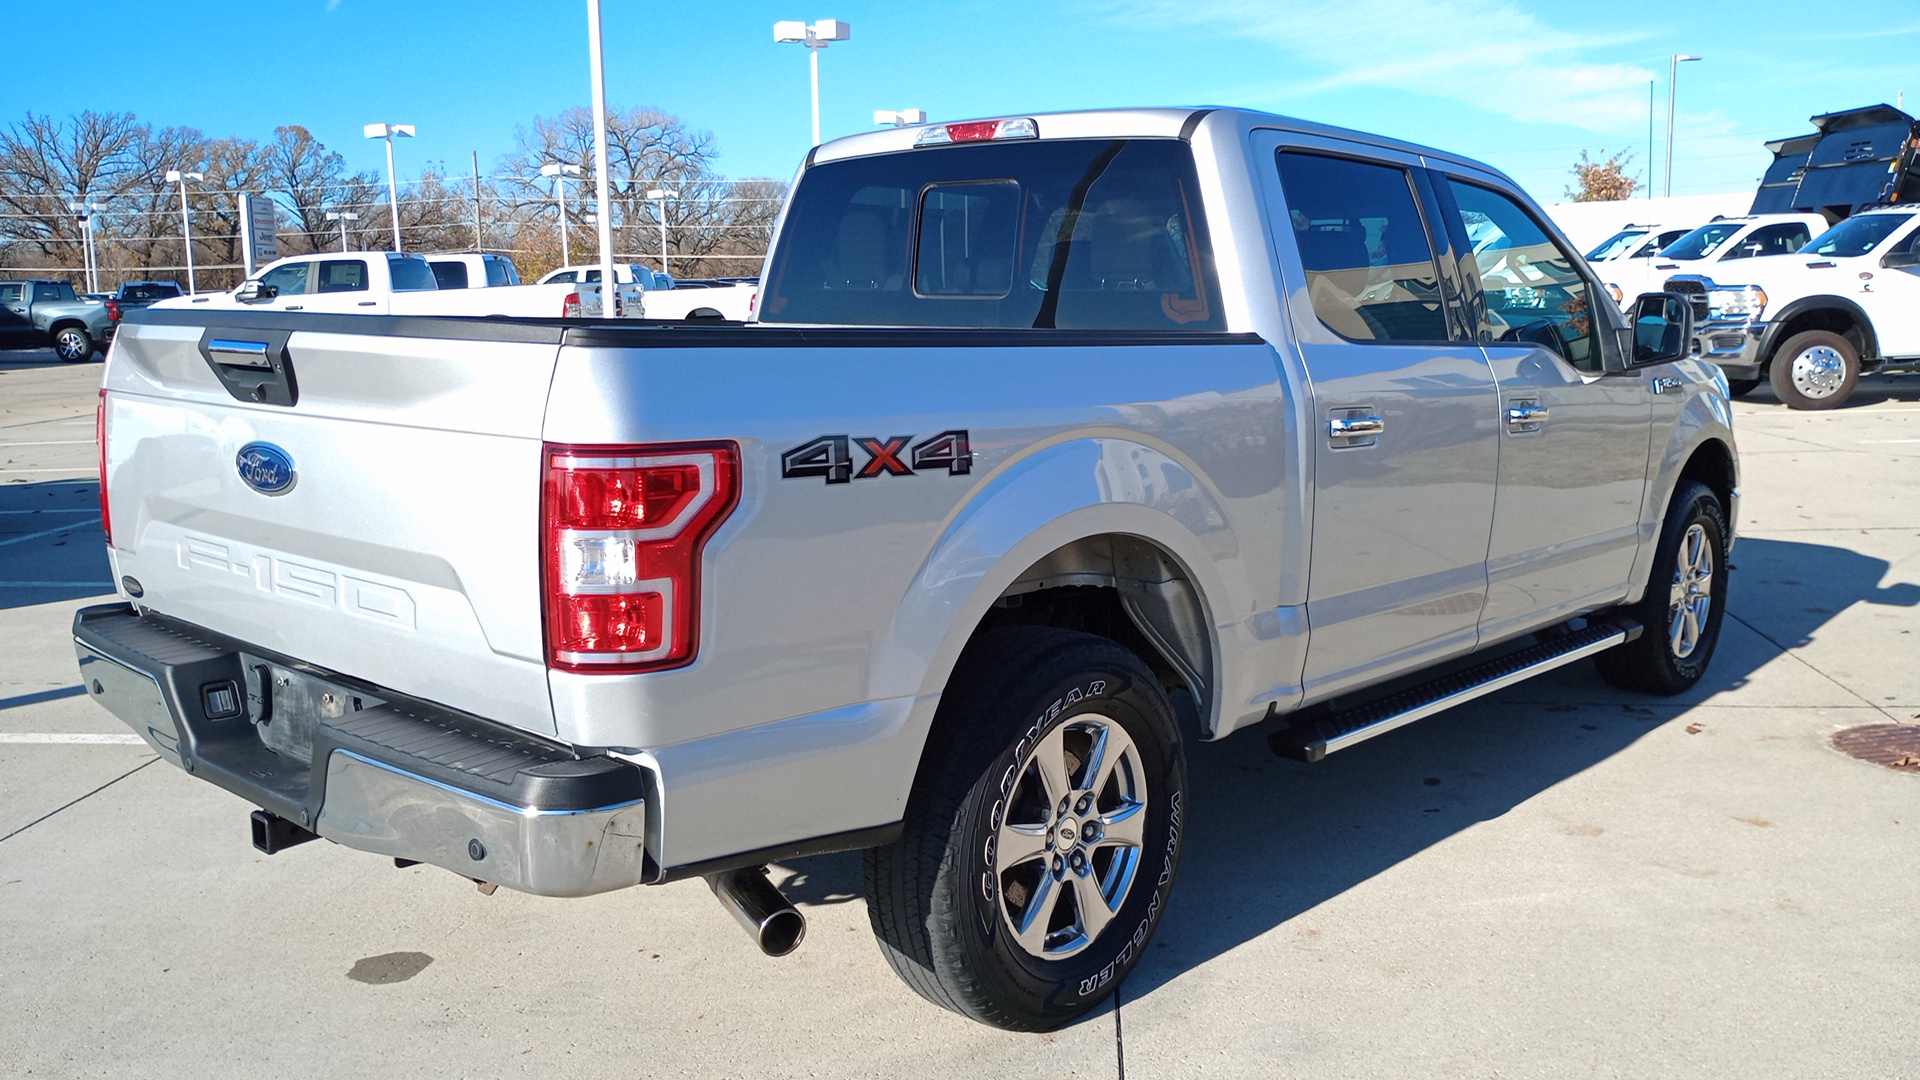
left=73, top=603, right=650, bottom=897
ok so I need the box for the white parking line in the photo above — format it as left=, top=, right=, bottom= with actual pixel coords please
left=0, top=523, right=95, bottom=547
left=0, top=733, right=145, bottom=745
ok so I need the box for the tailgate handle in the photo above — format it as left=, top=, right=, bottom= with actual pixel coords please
left=207, top=339, right=273, bottom=369
left=196, top=327, right=298, bottom=407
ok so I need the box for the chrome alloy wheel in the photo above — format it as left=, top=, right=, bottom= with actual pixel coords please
left=53, top=328, right=90, bottom=361
left=1787, top=345, right=1847, bottom=399
left=1668, top=522, right=1715, bottom=659
left=990, top=713, right=1147, bottom=960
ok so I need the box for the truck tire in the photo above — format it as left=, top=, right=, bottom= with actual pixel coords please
left=52, top=325, right=96, bottom=362
left=1768, top=330, right=1858, bottom=410
left=1724, top=377, right=1761, bottom=398
left=1594, top=480, right=1728, bottom=695
left=863, top=626, right=1186, bottom=1031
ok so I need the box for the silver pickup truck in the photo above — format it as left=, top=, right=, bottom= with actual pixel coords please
left=76, top=107, right=1735, bottom=1031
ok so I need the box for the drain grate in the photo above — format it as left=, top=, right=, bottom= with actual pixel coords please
left=1829, top=724, right=1920, bottom=772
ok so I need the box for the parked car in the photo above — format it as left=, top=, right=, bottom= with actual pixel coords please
left=0, top=278, right=113, bottom=361
left=153, top=251, right=638, bottom=318
left=1669, top=206, right=1920, bottom=406
left=426, top=252, right=522, bottom=289
left=1595, top=213, right=1825, bottom=312
left=536, top=262, right=666, bottom=288
left=104, top=281, right=185, bottom=337
left=78, top=106, right=1731, bottom=1032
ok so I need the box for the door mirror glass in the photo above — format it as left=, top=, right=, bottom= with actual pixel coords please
left=236, top=281, right=278, bottom=304
left=1630, top=292, right=1691, bottom=365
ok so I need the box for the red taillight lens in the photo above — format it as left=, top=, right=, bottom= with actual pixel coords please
left=542, top=442, right=738, bottom=672
left=105, top=299, right=120, bottom=322
left=96, top=389, right=112, bottom=547
left=944, top=121, right=1000, bottom=142
left=563, top=292, right=581, bottom=318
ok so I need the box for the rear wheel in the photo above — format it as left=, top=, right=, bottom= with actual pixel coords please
left=1594, top=480, right=1728, bottom=694
left=863, top=626, right=1186, bottom=1031
left=52, top=325, right=95, bottom=362
left=1769, top=330, right=1858, bottom=409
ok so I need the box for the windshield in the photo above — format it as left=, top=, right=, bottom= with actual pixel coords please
left=1584, top=229, right=1651, bottom=261
left=1802, top=214, right=1914, bottom=258
left=1660, top=222, right=1746, bottom=261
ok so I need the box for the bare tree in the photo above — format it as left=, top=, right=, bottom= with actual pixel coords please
left=1567, top=149, right=1639, bottom=202
left=0, top=110, right=151, bottom=263
left=263, top=125, right=352, bottom=255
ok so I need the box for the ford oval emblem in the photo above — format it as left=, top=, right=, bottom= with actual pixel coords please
left=236, top=442, right=296, bottom=496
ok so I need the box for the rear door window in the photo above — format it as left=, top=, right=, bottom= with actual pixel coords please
left=484, top=258, right=516, bottom=287
left=760, top=138, right=1224, bottom=329
left=432, top=262, right=470, bottom=289
left=1274, top=151, right=1449, bottom=343
left=316, top=260, right=369, bottom=293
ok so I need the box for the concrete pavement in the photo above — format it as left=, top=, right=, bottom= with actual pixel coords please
left=2, top=352, right=1915, bottom=1078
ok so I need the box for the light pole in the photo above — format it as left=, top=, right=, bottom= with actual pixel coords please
left=775, top=19, right=850, bottom=145
left=542, top=162, right=584, bottom=265
left=326, top=210, right=360, bottom=252
left=874, top=109, right=927, bottom=128
left=645, top=188, right=677, bottom=278
left=587, top=0, right=617, bottom=298
left=164, top=169, right=204, bottom=294
left=67, top=200, right=105, bottom=294
left=363, top=121, right=416, bottom=250
left=1665, top=54, right=1702, bottom=198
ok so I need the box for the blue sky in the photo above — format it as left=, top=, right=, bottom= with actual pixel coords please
left=10, top=0, right=1917, bottom=204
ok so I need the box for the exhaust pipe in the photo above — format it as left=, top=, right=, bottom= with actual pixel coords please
left=705, top=866, right=806, bottom=957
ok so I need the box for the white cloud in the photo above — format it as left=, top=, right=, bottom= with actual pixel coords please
left=1090, top=0, right=1659, bottom=131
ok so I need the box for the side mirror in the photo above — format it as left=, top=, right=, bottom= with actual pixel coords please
left=236, top=281, right=278, bottom=304
left=1881, top=250, right=1920, bottom=269
left=1630, top=292, right=1693, bottom=366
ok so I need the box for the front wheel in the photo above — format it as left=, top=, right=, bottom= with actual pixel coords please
left=1594, top=480, right=1729, bottom=695
left=52, top=325, right=95, bottom=362
left=864, top=626, right=1187, bottom=1031
left=1769, top=330, right=1858, bottom=409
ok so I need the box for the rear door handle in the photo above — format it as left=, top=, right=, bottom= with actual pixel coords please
left=1506, top=403, right=1549, bottom=425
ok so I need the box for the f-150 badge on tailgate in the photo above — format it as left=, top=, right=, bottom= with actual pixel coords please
left=781, top=430, right=971, bottom=484
left=236, top=442, right=297, bottom=495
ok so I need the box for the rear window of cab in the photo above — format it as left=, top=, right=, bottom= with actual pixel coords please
left=760, top=138, right=1225, bottom=330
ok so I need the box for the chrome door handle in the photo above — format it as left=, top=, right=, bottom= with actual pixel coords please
left=1506, top=403, right=1550, bottom=425
left=1329, top=416, right=1385, bottom=438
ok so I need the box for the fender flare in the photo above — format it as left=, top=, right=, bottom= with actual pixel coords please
left=1759, top=294, right=1878, bottom=364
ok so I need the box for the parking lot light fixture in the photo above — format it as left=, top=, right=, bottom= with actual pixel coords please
left=164, top=170, right=205, bottom=294
left=66, top=200, right=106, bottom=294
left=325, top=210, right=360, bottom=253
left=874, top=109, right=926, bottom=128
left=776, top=19, right=850, bottom=145
left=542, top=162, right=585, bottom=265
left=645, top=188, right=677, bottom=278
left=363, top=122, right=416, bottom=251
left=1665, top=55, right=1703, bottom=198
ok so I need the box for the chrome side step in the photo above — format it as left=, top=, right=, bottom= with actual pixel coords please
left=1268, top=620, right=1642, bottom=763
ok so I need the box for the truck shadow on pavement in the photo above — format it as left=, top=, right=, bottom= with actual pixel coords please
left=0, top=478, right=111, bottom=610
left=780, top=536, right=1919, bottom=1022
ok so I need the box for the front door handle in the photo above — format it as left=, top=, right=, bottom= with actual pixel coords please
left=1328, top=416, right=1385, bottom=438
left=1506, top=403, right=1550, bottom=426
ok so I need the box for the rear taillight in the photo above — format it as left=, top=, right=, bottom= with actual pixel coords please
left=96, top=389, right=111, bottom=547
left=105, top=299, right=120, bottom=322
left=563, top=291, right=581, bottom=318
left=542, top=442, right=739, bottom=672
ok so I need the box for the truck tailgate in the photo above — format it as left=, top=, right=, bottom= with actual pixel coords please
left=103, top=314, right=565, bottom=735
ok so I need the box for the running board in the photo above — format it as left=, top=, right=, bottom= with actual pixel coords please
left=1268, top=620, right=1642, bottom=763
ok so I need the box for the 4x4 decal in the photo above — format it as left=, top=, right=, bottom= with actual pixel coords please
left=781, top=430, right=972, bottom=484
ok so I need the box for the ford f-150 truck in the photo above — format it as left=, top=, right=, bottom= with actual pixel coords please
left=76, top=107, right=1734, bottom=1031
left=1669, top=206, right=1920, bottom=408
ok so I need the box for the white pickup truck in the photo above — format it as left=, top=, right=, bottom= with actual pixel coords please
left=1669, top=206, right=1920, bottom=407
left=161, top=251, right=638, bottom=318
left=1595, top=213, right=1825, bottom=313
left=78, top=107, right=1735, bottom=1030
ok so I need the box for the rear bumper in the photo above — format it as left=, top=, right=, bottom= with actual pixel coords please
left=72, top=603, right=650, bottom=897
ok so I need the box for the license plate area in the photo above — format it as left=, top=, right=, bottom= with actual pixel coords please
left=240, top=656, right=384, bottom=764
